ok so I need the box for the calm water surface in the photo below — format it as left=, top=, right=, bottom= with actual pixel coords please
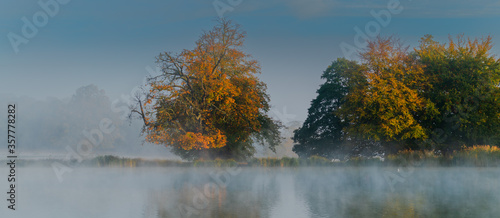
left=2, top=167, right=499, bottom=217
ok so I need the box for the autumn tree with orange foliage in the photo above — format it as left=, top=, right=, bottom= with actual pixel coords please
left=131, top=19, right=282, bottom=160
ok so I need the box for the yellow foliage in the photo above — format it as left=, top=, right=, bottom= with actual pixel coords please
left=140, top=19, right=269, bottom=152
left=343, top=37, right=433, bottom=141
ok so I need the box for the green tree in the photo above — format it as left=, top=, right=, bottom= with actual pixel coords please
left=293, top=58, right=376, bottom=159
left=415, top=35, right=500, bottom=153
left=295, top=35, right=500, bottom=158
left=131, top=19, right=282, bottom=161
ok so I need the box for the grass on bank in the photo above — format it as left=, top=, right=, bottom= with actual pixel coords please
left=16, top=145, right=500, bottom=168
left=91, top=145, right=500, bottom=167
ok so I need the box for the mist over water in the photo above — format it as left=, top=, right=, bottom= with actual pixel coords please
left=2, top=166, right=499, bottom=217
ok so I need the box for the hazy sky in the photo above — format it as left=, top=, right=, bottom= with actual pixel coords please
left=1, top=0, right=500, bottom=122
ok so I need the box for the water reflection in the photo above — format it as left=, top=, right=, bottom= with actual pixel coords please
left=142, top=168, right=280, bottom=218
left=142, top=168, right=500, bottom=218
left=4, top=167, right=497, bottom=217
left=293, top=168, right=500, bottom=217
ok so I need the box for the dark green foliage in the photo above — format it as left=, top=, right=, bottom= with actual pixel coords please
left=415, top=35, right=500, bottom=153
left=293, top=58, right=371, bottom=159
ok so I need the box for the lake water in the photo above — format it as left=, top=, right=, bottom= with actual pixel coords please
left=1, top=167, right=499, bottom=217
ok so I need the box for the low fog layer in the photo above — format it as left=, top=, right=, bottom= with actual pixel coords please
left=0, top=84, right=294, bottom=160
left=0, top=167, right=498, bottom=217
left=0, top=85, right=177, bottom=159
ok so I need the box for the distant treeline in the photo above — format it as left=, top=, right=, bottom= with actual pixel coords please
left=14, top=145, right=500, bottom=167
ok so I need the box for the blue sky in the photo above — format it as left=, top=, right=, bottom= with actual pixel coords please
left=1, top=0, right=500, bottom=122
